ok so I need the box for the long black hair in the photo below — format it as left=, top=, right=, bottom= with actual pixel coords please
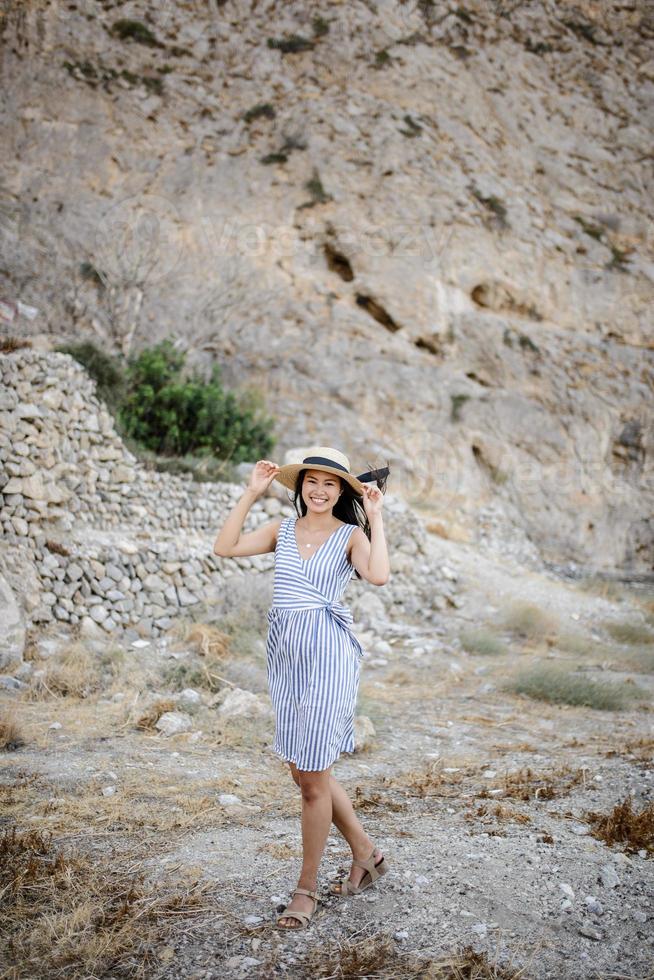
left=290, top=464, right=390, bottom=578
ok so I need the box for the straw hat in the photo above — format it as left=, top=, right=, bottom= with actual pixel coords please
left=274, top=446, right=366, bottom=495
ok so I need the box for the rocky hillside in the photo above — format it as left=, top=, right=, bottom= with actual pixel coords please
left=1, top=0, right=653, bottom=571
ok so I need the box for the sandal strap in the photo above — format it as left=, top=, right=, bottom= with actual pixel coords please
left=352, top=852, right=384, bottom=879
left=339, top=878, right=362, bottom=895
left=293, top=887, right=318, bottom=901
left=278, top=908, right=311, bottom=926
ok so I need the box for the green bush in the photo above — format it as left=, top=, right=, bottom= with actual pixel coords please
left=459, top=628, right=507, bottom=656
left=60, top=339, right=275, bottom=468
left=111, top=19, right=160, bottom=47
left=508, top=665, right=641, bottom=711
left=604, top=620, right=654, bottom=646
left=118, top=341, right=274, bottom=462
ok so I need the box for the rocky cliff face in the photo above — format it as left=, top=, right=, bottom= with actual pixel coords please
left=2, top=0, right=653, bottom=571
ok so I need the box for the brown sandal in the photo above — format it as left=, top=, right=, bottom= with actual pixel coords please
left=276, top=887, right=319, bottom=929
left=330, top=849, right=388, bottom=896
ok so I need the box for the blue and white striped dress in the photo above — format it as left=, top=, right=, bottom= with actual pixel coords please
left=266, top=515, right=365, bottom=772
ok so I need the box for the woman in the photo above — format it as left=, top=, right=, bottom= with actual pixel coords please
left=213, top=446, right=391, bottom=930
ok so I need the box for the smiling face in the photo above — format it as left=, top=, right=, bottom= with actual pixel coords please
left=301, top=469, right=342, bottom=514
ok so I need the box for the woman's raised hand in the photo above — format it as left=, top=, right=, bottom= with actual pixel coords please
left=248, top=460, right=280, bottom=497
left=361, top=483, right=384, bottom=517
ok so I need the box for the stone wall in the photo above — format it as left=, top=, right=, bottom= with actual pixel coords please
left=0, top=349, right=459, bottom=644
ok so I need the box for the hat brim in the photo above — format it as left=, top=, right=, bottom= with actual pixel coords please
left=274, top=463, right=364, bottom=495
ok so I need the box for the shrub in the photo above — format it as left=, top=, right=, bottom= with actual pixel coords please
left=111, top=19, right=160, bottom=47
left=508, top=665, right=641, bottom=711
left=586, top=797, right=654, bottom=854
left=243, top=102, right=276, bottom=123
left=604, top=620, right=654, bottom=646
left=460, top=628, right=507, bottom=656
left=267, top=35, right=314, bottom=53
left=502, top=601, right=556, bottom=640
left=118, top=341, right=274, bottom=462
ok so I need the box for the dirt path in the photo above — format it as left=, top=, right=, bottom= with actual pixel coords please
left=1, top=551, right=653, bottom=979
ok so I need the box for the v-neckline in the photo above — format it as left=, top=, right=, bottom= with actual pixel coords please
left=293, top=517, right=345, bottom=564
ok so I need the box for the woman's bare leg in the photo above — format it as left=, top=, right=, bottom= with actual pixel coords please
left=287, top=764, right=383, bottom=898
left=278, top=767, right=332, bottom=928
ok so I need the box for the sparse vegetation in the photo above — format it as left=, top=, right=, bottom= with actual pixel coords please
left=27, top=644, right=102, bottom=701
left=606, top=243, right=633, bottom=273
left=293, top=933, right=524, bottom=978
left=459, top=627, right=507, bottom=656
left=604, top=619, right=654, bottom=646
left=0, top=712, right=25, bottom=751
left=312, top=16, right=330, bottom=37
left=299, top=168, right=331, bottom=208
left=470, top=186, right=509, bottom=229
left=508, top=665, right=642, bottom=711
left=574, top=215, right=604, bottom=241
left=586, top=797, right=654, bottom=854
left=0, top=826, right=216, bottom=978
left=450, top=393, right=471, bottom=422
left=399, top=114, right=423, bottom=137
left=501, top=601, right=557, bottom=641
left=267, top=34, right=314, bottom=54
left=0, top=336, right=32, bottom=353
left=480, top=766, right=584, bottom=802
left=111, top=18, right=160, bottom=47
left=135, top=697, right=178, bottom=731
left=243, top=102, right=276, bottom=123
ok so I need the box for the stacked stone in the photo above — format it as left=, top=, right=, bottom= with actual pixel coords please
left=0, top=348, right=459, bottom=636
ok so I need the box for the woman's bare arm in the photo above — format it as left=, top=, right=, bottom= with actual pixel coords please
left=213, top=460, right=281, bottom=558
left=348, top=486, right=390, bottom=585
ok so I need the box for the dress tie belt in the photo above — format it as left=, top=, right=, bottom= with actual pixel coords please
left=269, top=600, right=364, bottom=660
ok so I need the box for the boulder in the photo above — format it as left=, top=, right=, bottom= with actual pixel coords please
left=0, top=573, right=25, bottom=668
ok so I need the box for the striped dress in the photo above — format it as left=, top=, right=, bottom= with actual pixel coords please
left=266, top=515, right=365, bottom=772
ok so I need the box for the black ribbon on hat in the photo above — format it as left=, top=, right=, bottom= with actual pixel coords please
left=302, top=456, right=390, bottom=490
left=301, top=455, right=390, bottom=490
left=356, top=466, right=390, bottom=484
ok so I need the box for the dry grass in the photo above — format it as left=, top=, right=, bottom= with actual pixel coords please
left=501, top=602, right=557, bottom=642
left=479, top=766, right=585, bottom=802
left=507, top=664, right=643, bottom=711
left=0, top=826, right=218, bottom=979
left=134, top=697, right=178, bottom=731
left=586, top=797, right=654, bottom=855
left=0, top=335, right=32, bottom=353
left=401, top=760, right=468, bottom=799
left=604, top=619, right=654, bottom=646
left=206, top=710, right=271, bottom=752
left=161, top=659, right=222, bottom=692
left=460, top=628, right=508, bottom=656
left=178, top=622, right=231, bottom=661
left=0, top=710, right=26, bottom=751
left=280, top=933, right=529, bottom=979
left=605, top=737, right=654, bottom=769
left=615, top=647, right=654, bottom=674
left=2, top=767, right=230, bottom=839
left=25, top=643, right=102, bottom=700
left=468, top=804, right=531, bottom=826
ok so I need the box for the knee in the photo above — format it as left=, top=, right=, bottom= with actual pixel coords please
left=298, top=773, right=328, bottom=804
